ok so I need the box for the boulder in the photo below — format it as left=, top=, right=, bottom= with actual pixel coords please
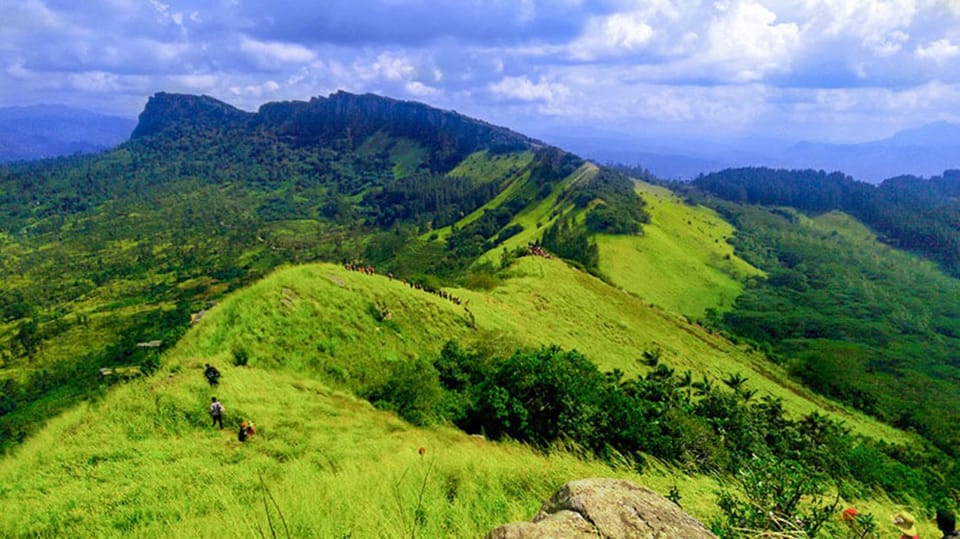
left=486, top=478, right=716, bottom=539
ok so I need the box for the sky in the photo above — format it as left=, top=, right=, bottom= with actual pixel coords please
left=2, top=0, right=960, bottom=144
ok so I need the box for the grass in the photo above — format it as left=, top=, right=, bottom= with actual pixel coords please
left=430, top=158, right=590, bottom=244
left=446, top=150, right=533, bottom=185
left=356, top=130, right=428, bottom=179
left=470, top=162, right=597, bottom=264
left=0, top=360, right=700, bottom=538
left=596, top=181, right=763, bottom=319
left=177, top=260, right=907, bottom=444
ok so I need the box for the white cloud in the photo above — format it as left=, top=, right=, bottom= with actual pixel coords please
left=916, top=38, right=960, bottom=63
left=1, top=0, right=62, bottom=37
left=868, top=29, right=909, bottom=57
left=804, top=0, right=917, bottom=56
left=365, top=52, right=417, bottom=81
left=6, top=61, right=31, bottom=79
left=174, top=74, right=220, bottom=90
left=704, top=1, right=800, bottom=82
left=489, top=76, right=569, bottom=103
left=405, top=81, right=439, bottom=96
left=569, top=11, right=655, bottom=60
left=229, top=80, right=281, bottom=98
left=240, top=38, right=317, bottom=65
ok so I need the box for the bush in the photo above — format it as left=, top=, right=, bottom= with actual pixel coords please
left=712, top=456, right=839, bottom=538
left=232, top=348, right=249, bottom=367
left=364, top=358, right=444, bottom=426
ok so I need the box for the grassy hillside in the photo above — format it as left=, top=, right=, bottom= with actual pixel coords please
left=0, top=94, right=574, bottom=447
left=0, top=258, right=937, bottom=537
left=0, top=365, right=655, bottom=538
left=700, top=198, right=960, bottom=452
left=177, top=260, right=908, bottom=444
left=597, top=181, right=762, bottom=319
left=461, top=175, right=759, bottom=319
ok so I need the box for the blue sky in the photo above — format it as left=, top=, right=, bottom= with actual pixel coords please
left=2, top=0, right=959, bottom=143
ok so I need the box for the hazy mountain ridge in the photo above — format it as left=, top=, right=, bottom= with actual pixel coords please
left=551, top=121, right=960, bottom=183
left=0, top=104, right=135, bottom=162
left=780, top=122, right=960, bottom=182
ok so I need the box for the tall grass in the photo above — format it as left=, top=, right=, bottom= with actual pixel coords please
left=0, top=365, right=670, bottom=537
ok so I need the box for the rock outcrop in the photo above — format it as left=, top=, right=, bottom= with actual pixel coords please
left=486, top=478, right=716, bottom=539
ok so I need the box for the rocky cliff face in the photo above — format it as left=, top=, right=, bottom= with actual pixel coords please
left=130, top=92, right=253, bottom=139
left=487, top=478, right=716, bottom=539
left=130, top=91, right=536, bottom=165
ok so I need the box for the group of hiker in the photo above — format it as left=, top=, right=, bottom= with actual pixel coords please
left=205, top=364, right=255, bottom=443
left=343, top=261, right=466, bottom=306
left=526, top=242, right=551, bottom=258
left=842, top=506, right=960, bottom=538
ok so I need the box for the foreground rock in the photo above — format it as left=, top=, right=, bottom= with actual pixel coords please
left=486, top=478, right=716, bottom=539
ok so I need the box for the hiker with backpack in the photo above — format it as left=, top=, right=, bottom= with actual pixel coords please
left=204, top=363, right=221, bottom=386
left=939, top=509, right=960, bottom=539
left=238, top=420, right=255, bottom=442
left=209, top=397, right=224, bottom=429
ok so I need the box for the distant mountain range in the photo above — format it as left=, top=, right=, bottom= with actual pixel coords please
left=0, top=105, right=135, bottom=162
left=544, top=121, right=960, bottom=183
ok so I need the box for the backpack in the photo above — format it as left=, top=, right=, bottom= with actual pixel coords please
left=210, top=402, right=224, bottom=416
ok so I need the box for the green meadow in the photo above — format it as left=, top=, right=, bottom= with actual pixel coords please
left=597, top=182, right=763, bottom=319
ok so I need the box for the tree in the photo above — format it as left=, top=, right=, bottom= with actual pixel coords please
left=16, top=319, right=40, bottom=358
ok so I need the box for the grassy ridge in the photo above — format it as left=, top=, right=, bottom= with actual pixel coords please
left=597, top=182, right=763, bottom=319
left=175, top=260, right=907, bottom=446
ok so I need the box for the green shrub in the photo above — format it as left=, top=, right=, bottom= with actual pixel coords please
left=712, top=456, right=839, bottom=538
left=365, top=358, right=444, bottom=426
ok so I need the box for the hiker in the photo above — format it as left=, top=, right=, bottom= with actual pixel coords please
left=204, top=363, right=221, bottom=386
left=238, top=420, right=255, bottom=442
left=938, top=509, right=960, bottom=539
left=209, top=397, right=224, bottom=430
left=892, top=511, right=919, bottom=539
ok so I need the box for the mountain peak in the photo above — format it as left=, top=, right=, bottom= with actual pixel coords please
left=130, top=92, right=252, bottom=139
left=128, top=90, right=540, bottom=171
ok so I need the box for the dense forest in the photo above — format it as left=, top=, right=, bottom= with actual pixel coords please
left=367, top=340, right=958, bottom=531
left=691, top=167, right=960, bottom=277
left=679, top=169, right=960, bottom=453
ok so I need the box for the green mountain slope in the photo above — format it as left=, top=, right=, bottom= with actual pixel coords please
left=597, top=181, right=763, bottom=319
left=179, top=260, right=907, bottom=443
left=0, top=258, right=938, bottom=537
left=3, top=92, right=960, bottom=537
left=0, top=92, right=648, bottom=447
left=0, top=365, right=647, bottom=538
left=680, top=174, right=960, bottom=455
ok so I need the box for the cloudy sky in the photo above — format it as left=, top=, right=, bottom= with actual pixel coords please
left=2, top=0, right=960, bottom=143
